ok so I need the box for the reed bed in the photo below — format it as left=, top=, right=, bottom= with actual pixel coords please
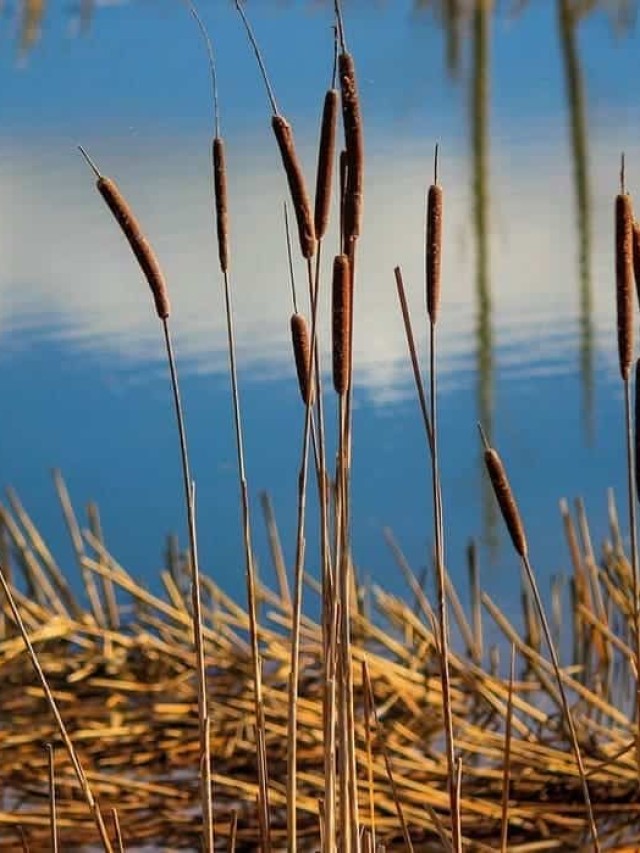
left=0, top=491, right=640, bottom=849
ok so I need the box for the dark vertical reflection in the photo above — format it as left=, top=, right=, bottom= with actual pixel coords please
left=18, top=0, right=44, bottom=58
left=443, top=0, right=461, bottom=79
left=78, top=0, right=94, bottom=35
left=471, top=0, right=498, bottom=553
left=558, top=0, right=595, bottom=444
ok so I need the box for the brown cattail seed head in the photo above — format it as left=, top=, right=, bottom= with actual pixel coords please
left=615, top=193, right=634, bottom=382
left=314, top=89, right=338, bottom=241
left=633, top=221, right=640, bottom=306
left=339, top=52, right=364, bottom=244
left=272, top=115, right=316, bottom=259
left=290, top=312, right=314, bottom=406
left=332, top=254, right=351, bottom=396
left=97, top=176, right=170, bottom=320
left=483, top=447, right=528, bottom=558
left=213, top=137, right=229, bottom=274
left=426, top=183, right=443, bottom=324
left=339, top=149, right=348, bottom=254
left=634, top=358, right=640, bottom=501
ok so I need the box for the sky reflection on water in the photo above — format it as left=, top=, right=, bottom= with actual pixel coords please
left=0, top=0, right=639, bottom=629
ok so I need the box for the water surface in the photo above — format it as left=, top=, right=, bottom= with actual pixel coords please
left=1, top=0, right=639, bottom=636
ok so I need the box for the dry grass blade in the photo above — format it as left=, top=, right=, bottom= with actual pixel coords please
left=332, top=253, right=351, bottom=396
left=78, top=147, right=170, bottom=320
left=111, top=809, right=124, bottom=853
left=362, top=659, right=414, bottom=852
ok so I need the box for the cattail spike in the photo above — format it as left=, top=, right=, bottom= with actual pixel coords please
left=635, top=359, right=640, bottom=504
left=632, top=221, right=640, bottom=306
left=213, top=137, right=229, bottom=273
left=314, top=88, right=338, bottom=240
left=290, top=312, right=314, bottom=406
left=81, top=148, right=170, bottom=321
left=479, top=427, right=528, bottom=558
left=272, top=115, right=317, bottom=260
left=339, top=51, right=364, bottom=244
left=426, top=173, right=443, bottom=325
left=332, top=254, right=351, bottom=395
left=615, top=192, right=634, bottom=382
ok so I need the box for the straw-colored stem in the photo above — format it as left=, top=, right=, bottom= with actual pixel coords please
left=500, top=644, right=515, bottom=853
left=161, top=319, right=214, bottom=853
left=0, top=564, right=113, bottom=852
left=429, top=321, right=459, bottom=852
left=521, top=550, right=600, bottom=851
left=287, top=257, right=323, bottom=852
left=623, top=377, right=640, bottom=769
left=221, top=265, right=271, bottom=846
left=111, top=809, right=124, bottom=853
left=46, top=744, right=58, bottom=853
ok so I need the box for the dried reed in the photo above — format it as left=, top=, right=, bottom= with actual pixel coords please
left=426, top=148, right=443, bottom=325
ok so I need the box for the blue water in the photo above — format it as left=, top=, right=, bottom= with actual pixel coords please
left=0, top=0, right=639, bottom=634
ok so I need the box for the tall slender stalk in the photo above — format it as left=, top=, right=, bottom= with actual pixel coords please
left=79, top=146, right=213, bottom=852
left=188, top=4, right=271, bottom=845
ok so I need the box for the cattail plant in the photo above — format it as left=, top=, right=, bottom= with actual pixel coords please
left=479, top=424, right=600, bottom=851
left=78, top=146, right=213, bottom=852
left=633, top=222, right=640, bottom=305
left=615, top=157, right=640, bottom=775
left=188, top=4, right=271, bottom=846
left=291, top=312, right=314, bottom=406
left=424, top=144, right=460, bottom=852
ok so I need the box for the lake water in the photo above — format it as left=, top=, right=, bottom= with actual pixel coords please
left=1, top=0, right=639, bottom=634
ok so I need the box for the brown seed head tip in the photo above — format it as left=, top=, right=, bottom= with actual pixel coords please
left=426, top=183, right=443, bottom=324
left=290, top=312, right=314, bottom=406
left=332, top=253, right=351, bottom=396
left=616, top=193, right=634, bottom=382
left=483, top=447, right=528, bottom=558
